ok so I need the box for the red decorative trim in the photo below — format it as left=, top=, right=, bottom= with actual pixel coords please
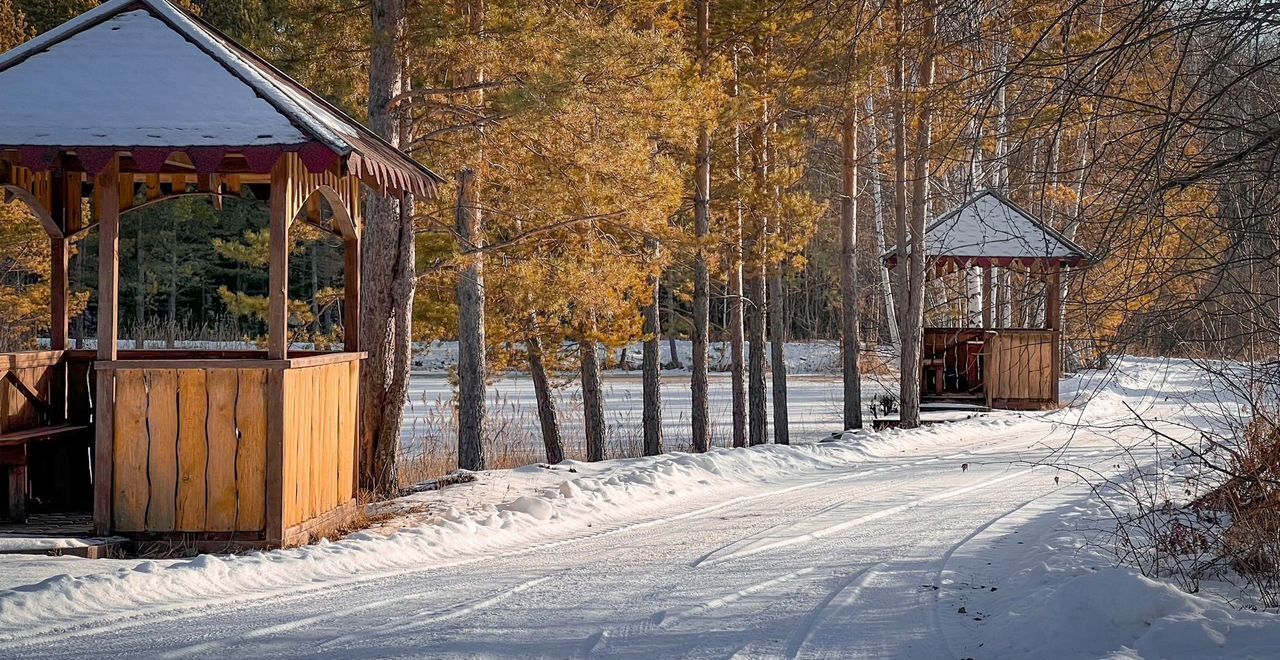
left=298, top=142, right=338, bottom=173
left=130, top=148, right=171, bottom=173
left=77, top=148, right=117, bottom=174
left=241, top=145, right=282, bottom=174
left=188, top=147, right=226, bottom=173
left=18, top=146, right=58, bottom=171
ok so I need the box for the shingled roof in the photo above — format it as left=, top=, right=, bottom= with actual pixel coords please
left=0, top=0, right=440, bottom=196
left=884, top=190, right=1092, bottom=269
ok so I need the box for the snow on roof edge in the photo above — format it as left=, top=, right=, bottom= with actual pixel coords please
left=0, top=0, right=443, bottom=192
left=0, top=0, right=133, bottom=71
left=881, top=189, right=1095, bottom=265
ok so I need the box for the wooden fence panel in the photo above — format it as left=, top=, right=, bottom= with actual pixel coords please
left=989, top=331, right=1055, bottom=407
left=279, top=360, right=360, bottom=529
left=112, top=369, right=148, bottom=531
left=236, top=369, right=268, bottom=531
left=110, top=366, right=269, bottom=535
left=145, top=369, right=178, bottom=532
left=205, top=369, right=238, bottom=531
left=176, top=369, right=208, bottom=531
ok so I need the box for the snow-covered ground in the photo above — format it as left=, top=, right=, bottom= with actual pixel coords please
left=412, top=339, right=855, bottom=375
left=401, top=372, right=899, bottom=459
left=0, top=357, right=1275, bottom=658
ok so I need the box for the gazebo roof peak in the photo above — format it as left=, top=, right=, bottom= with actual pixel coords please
left=884, top=190, right=1093, bottom=269
left=0, top=0, right=440, bottom=196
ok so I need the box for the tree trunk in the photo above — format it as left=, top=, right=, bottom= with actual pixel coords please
left=580, top=337, right=606, bottom=461
left=898, top=0, right=938, bottom=430
left=747, top=115, right=770, bottom=446
left=456, top=168, right=487, bottom=472
left=689, top=0, right=711, bottom=454
left=839, top=103, right=862, bottom=430
left=768, top=264, right=789, bottom=444
left=664, top=285, right=683, bottom=369
left=728, top=80, right=748, bottom=449
left=359, top=0, right=413, bottom=494
left=892, top=0, right=916, bottom=429
left=642, top=263, right=663, bottom=456
left=527, top=329, right=563, bottom=464
left=866, top=94, right=899, bottom=348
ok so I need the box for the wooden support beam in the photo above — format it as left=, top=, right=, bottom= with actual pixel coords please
left=268, top=157, right=292, bottom=360
left=94, top=155, right=121, bottom=536
left=264, top=367, right=286, bottom=546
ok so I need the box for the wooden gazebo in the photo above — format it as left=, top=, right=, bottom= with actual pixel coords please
left=0, top=0, right=439, bottom=547
left=886, top=191, right=1093, bottom=410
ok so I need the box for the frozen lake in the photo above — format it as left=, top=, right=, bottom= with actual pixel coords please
left=401, top=372, right=897, bottom=467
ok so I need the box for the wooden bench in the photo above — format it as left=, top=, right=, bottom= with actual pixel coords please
left=0, top=424, right=89, bottom=522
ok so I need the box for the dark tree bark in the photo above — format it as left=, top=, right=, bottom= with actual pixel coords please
left=580, top=338, right=606, bottom=461
left=359, top=0, right=413, bottom=494
left=526, top=328, right=563, bottom=464
left=456, top=168, right=487, bottom=471
left=840, top=104, right=863, bottom=430
left=747, top=116, right=770, bottom=446
left=894, top=0, right=937, bottom=429
left=642, top=265, right=663, bottom=456
left=689, top=0, right=711, bottom=454
left=664, top=285, right=683, bottom=369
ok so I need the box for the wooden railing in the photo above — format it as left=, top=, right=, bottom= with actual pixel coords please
left=92, top=350, right=364, bottom=545
left=0, top=350, right=63, bottom=431
left=108, top=363, right=269, bottom=533
left=281, top=358, right=359, bottom=531
left=986, top=330, right=1057, bottom=407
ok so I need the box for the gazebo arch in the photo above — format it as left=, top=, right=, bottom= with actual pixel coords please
left=0, top=0, right=440, bottom=547
left=1, top=185, right=62, bottom=239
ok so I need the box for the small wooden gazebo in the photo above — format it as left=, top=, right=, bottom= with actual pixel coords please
left=886, top=191, right=1093, bottom=410
left=0, top=0, right=439, bottom=547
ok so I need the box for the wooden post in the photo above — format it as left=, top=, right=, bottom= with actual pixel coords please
left=981, top=267, right=993, bottom=330
left=1045, top=264, right=1062, bottom=406
left=343, top=234, right=360, bottom=352
left=264, top=367, right=285, bottom=545
left=93, top=155, right=120, bottom=535
left=268, top=158, right=292, bottom=360
left=50, top=241, right=70, bottom=350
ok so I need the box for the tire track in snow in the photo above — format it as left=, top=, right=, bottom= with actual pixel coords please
left=782, top=563, right=883, bottom=660
left=697, top=466, right=1041, bottom=567
left=318, top=573, right=556, bottom=650
left=154, top=572, right=554, bottom=658
left=582, top=567, right=817, bottom=657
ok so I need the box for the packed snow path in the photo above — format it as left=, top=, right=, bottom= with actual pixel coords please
left=4, top=428, right=1139, bottom=657
left=2, top=358, right=1272, bottom=658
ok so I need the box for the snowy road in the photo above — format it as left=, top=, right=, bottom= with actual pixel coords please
left=1, top=419, right=1132, bottom=659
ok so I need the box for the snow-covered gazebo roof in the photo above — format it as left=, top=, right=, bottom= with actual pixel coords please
left=0, top=0, right=440, bottom=196
left=884, top=190, right=1092, bottom=271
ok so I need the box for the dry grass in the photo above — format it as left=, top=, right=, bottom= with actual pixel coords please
left=1197, top=414, right=1280, bottom=598
left=396, top=383, right=736, bottom=489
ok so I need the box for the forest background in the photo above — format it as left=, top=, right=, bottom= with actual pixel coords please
left=2, top=0, right=1278, bottom=486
